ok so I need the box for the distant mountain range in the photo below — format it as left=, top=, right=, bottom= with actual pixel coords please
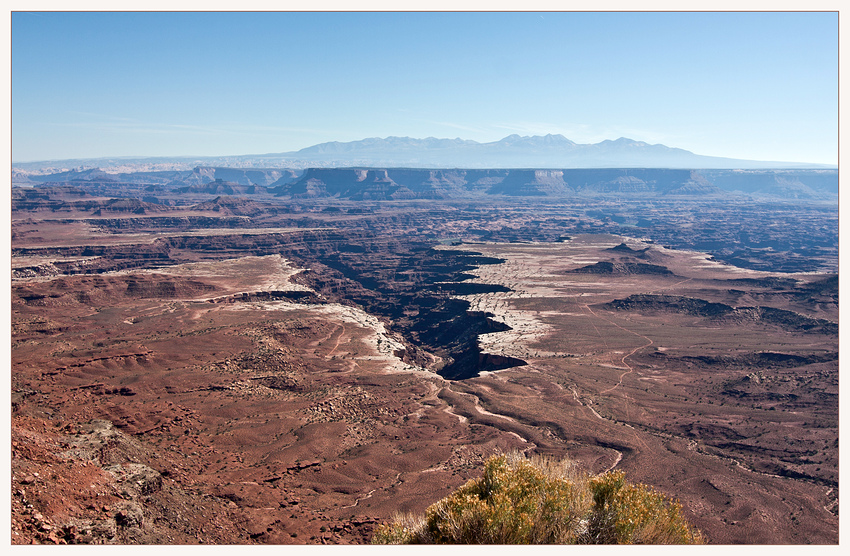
left=286, top=134, right=819, bottom=170
left=12, top=134, right=835, bottom=174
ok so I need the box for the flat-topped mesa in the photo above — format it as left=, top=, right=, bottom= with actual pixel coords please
left=268, top=168, right=739, bottom=200
left=19, top=165, right=838, bottom=201
left=270, top=168, right=499, bottom=199
left=485, top=170, right=570, bottom=196
left=19, top=166, right=301, bottom=187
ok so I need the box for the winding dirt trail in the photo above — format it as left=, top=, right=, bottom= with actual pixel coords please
left=645, top=276, right=693, bottom=295
left=341, top=488, right=377, bottom=509
left=324, top=323, right=346, bottom=356
left=582, top=303, right=653, bottom=396
left=575, top=304, right=654, bottom=453
left=570, top=386, right=604, bottom=421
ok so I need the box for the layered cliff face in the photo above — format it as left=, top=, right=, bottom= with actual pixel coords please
left=161, top=167, right=301, bottom=187
left=269, top=168, right=732, bottom=200
left=20, top=165, right=837, bottom=202
left=485, top=170, right=570, bottom=196
left=270, top=168, right=495, bottom=199
left=699, top=169, right=839, bottom=199
left=25, top=166, right=302, bottom=188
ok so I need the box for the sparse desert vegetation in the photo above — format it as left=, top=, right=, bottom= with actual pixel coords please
left=373, top=452, right=702, bottom=544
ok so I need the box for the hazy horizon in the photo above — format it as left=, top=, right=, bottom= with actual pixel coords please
left=11, top=11, right=839, bottom=165
left=9, top=133, right=837, bottom=170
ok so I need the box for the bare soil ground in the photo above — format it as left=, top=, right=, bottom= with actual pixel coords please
left=442, top=236, right=837, bottom=543
left=10, top=215, right=838, bottom=544
left=11, top=254, right=524, bottom=544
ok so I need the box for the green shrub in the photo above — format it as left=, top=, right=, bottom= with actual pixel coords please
left=372, top=452, right=702, bottom=545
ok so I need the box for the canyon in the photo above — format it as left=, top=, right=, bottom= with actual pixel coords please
left=10, top=170, right=838, bottom=544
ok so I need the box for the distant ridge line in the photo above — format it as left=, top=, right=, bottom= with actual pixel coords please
left=16, top=167, right=838, bottom=202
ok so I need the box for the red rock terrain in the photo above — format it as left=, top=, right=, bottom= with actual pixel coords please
left=10, top=199, right=838, bottom=544
left=11, top=255, right=524, bottom=544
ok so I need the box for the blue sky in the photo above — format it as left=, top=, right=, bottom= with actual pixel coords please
left=11, top=10, right=839, bottom=164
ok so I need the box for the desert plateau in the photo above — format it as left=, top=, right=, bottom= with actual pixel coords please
left=10, top=168, right=838, bottom=544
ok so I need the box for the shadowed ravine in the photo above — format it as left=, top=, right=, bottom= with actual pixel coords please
left=283, top=239, right=529, bottom=379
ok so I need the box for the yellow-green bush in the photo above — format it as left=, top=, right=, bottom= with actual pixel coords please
left=372, top=452, right=702, bottom=545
